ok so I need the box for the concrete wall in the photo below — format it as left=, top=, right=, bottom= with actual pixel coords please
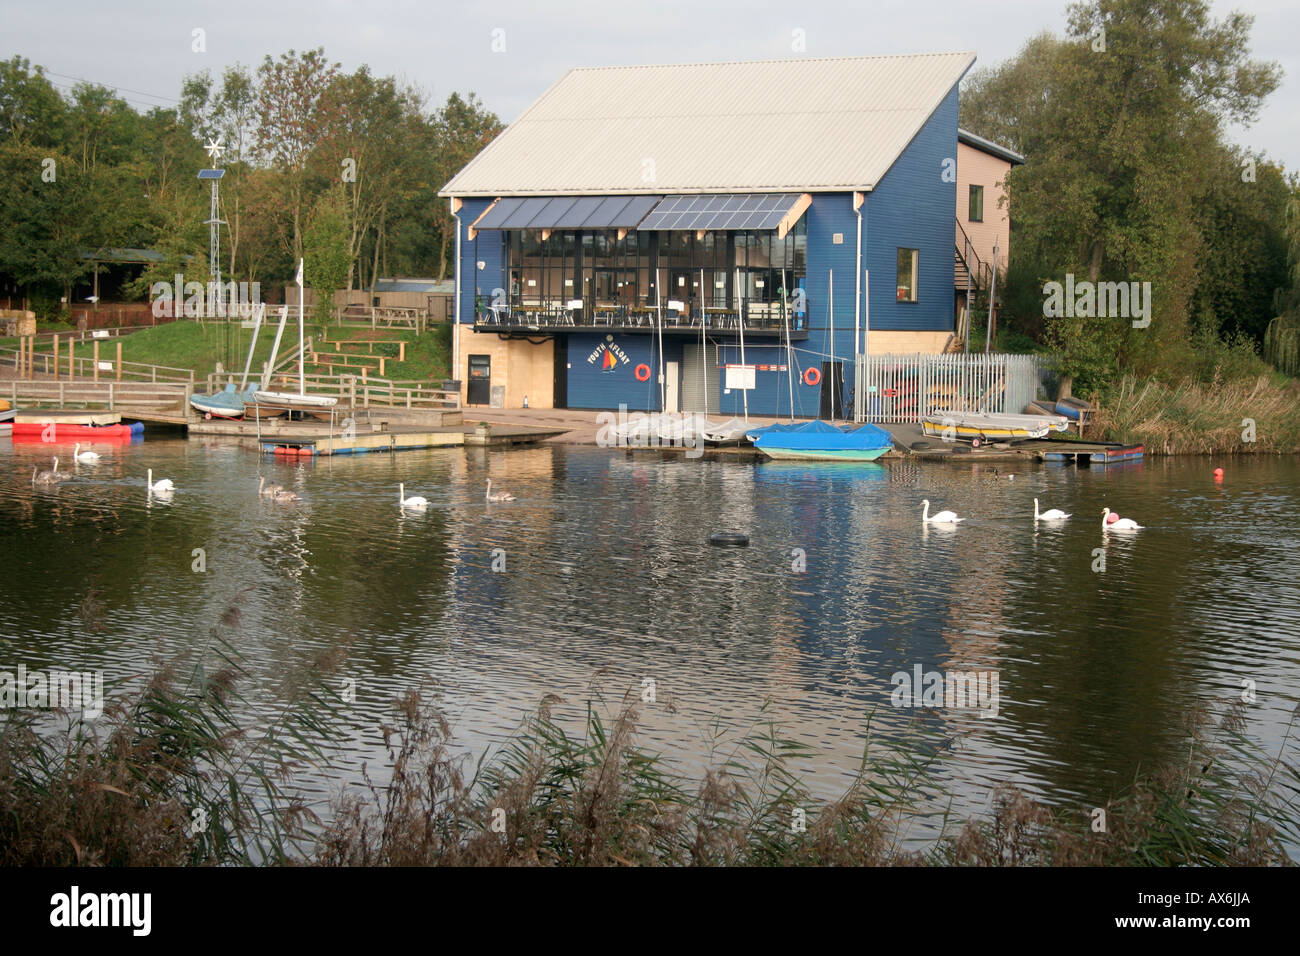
left=456, top=323, right=554, bottom=410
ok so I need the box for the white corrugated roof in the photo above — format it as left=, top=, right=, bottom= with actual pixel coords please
left=441, top=53, right=976, bottom=197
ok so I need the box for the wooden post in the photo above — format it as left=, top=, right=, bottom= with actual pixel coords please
left=52, top=335, right=58, bottom=379
left=116, top=341, right=122, bottom=381
left=68, top=339, right=74, bottom=381
left=93, top=340, right=99, bottom=383
left=398, top=341, right=406, bottom=361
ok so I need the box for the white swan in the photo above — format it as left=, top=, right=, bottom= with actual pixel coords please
left=486, top=478, right=516, bottom=502
left=399, top=483, right=428, bottom=511
left=1101, top=507, right=1142, bottom=530
left=922, top=499, right=963, bottom=524
left=271, top=488, right=299, bottom=501
left=1034, top=498, right=1071, bottom=521
left=147, top=468, right=174, bottom=493
left=74, top=443, right=100, bottom=462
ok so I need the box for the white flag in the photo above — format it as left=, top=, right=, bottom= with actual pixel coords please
left=295, top=258, right=304, bottom=285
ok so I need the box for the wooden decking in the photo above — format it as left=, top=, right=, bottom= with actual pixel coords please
left=3, top=380, right=193, bottom=425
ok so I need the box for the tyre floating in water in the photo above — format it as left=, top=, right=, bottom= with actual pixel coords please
left=709, top=532, right=750, bottom=547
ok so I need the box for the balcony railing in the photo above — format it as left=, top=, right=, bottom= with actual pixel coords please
left=473, top=298, right=809, bottom=337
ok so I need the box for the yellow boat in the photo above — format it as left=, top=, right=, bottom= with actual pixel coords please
left=921, top=409, right=1069, bottom=443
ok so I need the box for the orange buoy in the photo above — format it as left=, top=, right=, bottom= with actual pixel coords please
left=634, top=363, right=651, bottom=382
left=803, top=367, right=821, bottom=387
left=1214, top=467, right=1224, bottom=481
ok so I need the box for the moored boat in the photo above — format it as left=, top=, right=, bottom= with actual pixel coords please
left=11, top=421, right=142, bottom=440
left=190, top=382, right=259, bottom=419
left=253, top=390, right=339, bottom=418
left=921, top=409, right=1069, bottom=442
left=747, top=420, right=894, bottom=461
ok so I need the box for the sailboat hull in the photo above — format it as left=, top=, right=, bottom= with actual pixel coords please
left=749, top=420, right=894, bottom=461
left=757, top=446, right=891, bottom=462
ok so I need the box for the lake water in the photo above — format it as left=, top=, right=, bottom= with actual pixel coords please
left=4, top=436, right=1299, bottom=848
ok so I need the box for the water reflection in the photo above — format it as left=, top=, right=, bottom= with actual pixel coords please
left=2, top=438, right=1298, bottom=837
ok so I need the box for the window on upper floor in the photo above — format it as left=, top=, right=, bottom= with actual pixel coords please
left=969, top=185, right=984, bottom=223
left=897, top=248, right=918, bottom=303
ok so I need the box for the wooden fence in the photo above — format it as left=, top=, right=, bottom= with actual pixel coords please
left=209, top=369, right=458, bottom=410
left=3, top=380, right=193, bottom=424
left=1, top=341, right=195, bottom=384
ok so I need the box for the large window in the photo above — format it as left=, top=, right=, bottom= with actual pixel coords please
left=968, top=184, right=984, bottom=223
left=498, top=218, right=807, bottom=321
left=897, top=248, right=918, bottom=303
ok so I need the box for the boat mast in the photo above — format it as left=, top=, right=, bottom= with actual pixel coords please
left=828, top=269, right=835, bottom=423
left=782, top=268, right=794, bottom=421
left=656, top=267, right=665, bottom=411
left=262, top=307, right=289, bottom=390
left=238, top=302, right=265, bottom=391
left=736, top=267, right=748, bottom=423
left=700, top=268, right=707, bottom=419
left=296, top=258, right=305, bottom=395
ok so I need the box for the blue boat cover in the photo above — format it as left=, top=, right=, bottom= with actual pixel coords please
left=748, top=420, right=893, bottom=451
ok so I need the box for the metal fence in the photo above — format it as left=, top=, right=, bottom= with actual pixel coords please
left=856, top=352, right=1047, bottom=423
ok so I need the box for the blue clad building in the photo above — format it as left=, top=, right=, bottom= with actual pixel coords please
left=440, top=53, right=977, bottom=415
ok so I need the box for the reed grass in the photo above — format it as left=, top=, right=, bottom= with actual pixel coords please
left=1093, top=375, right=1300, bottom=454
left=4, top=643, right=1296, bottom=865
left=0, top=626, right=346, bottom=865
left=314, top=692, right=1298, bottom=867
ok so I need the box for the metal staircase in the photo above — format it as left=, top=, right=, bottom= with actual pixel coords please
left=954, top=219, right=996, bottom=350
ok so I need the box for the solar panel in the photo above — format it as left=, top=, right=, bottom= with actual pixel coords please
left=640, top=194, right=802, bottom=231
left=471, top=195, right=663, bottom=230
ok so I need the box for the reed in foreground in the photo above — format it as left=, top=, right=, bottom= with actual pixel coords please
left=4, top=649, right=1295, bottom=865
left=316, top=693, right=1299, bottom=866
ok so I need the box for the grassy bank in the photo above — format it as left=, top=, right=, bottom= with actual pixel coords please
left=2, top=642, right=1295, bottom=866
left=2, top=319, right=451, bottom=383
left=1094, top=375, right=1300, bottom=455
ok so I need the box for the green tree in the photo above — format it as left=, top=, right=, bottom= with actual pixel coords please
left=255, top=48, right=339, bottom=264
left=303, top=186, right=351, bottom=323
left=961, top=0, right=1282, bottom=390
left=1264, top=189, right=1300, bottom=375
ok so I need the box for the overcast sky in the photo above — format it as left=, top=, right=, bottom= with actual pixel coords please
left=2, top=0, right=1295, bottom=171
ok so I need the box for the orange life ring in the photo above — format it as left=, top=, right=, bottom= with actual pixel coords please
left=634, top=363, right=651, bottom=382
left=803, top=367, right=821, bottom=387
